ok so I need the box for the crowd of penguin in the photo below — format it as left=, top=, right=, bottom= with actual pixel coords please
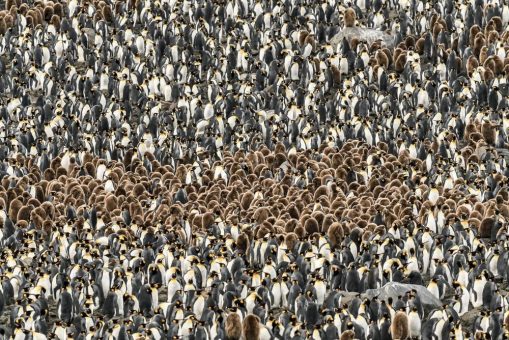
left=1, top=0, right=509, bottom=338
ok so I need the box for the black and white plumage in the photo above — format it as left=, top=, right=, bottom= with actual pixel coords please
left=0, top=0, right=508, bottom=338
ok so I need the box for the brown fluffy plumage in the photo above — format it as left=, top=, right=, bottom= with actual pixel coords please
left=3, top=13, right=12, bottom=27
left=464, top=123, right=479, bottom=143
left=479, top=217, right=495, bottom=238
left=294, top=225, right=306, bottom=239
left=432, top=23, right=443, bottom=40
left=30, top=210, right=44, bottom=229
left=395, top=52, right=407, bottom=73
left=43, top=6, right=53, bottom=21
left=298, top=30, right=309, bottom=46
left=331, top=65, right=341, bottom=86
left=340, top=330, right=355, bottom=340
left=33, top=7, right=43, bottom=26
left=105, top=195, right=118, bottom=212
left=243, top=314, right=260, bottom=340
left=8, top=198, right=23, bottom=223
left=236, top=233, right=250, bottom=254
left=201, top=211, right=215, bottom=230
left=493, top=55, right=504, bottom=74
left=474, top=35, right=485, bottom=58
left=52, top=2, right=63, bottom=17
left=17, top=205, right=32, bottom=224
left=469, top=25, right=481, bottom=46
left=483, top=67, right=494, bottom=81
left=304, top=34, right=315, bottom=50
left=404, top=36, right=415, bottom=48
left=481, top=121, right=496, bottom=145
left=18, top=3, right=28, bottom=14
left=114, top=0, right=124, bottom=13
left=466, top=56, right=479, bottom=75
left=321, top=214, right=336, bottom=234
left=0, top=17, right=5, bottom=34
left=376, top=50, right=389, bottom=68
left=344, top=8, right=356, bottom=27
left=304, top=217, right=319, bottom=234
left=5, top=0, right=14, bottom=10
left=240, top=191, right=254, bottom=211
left=490, top=16, right=503, bottom=32
left=328, top=222, right=344, bottom=248
left=225, top=313, right=242, bottom=340
left=128, top=0, right=137, bottom=10
left=101, top=4, right=113, bottom=22
left=253, top=207, right=270, bottom=224
left=391, top=311, right=409, bottom=340
left=284, top=232, right=298, bottom=250
left=488, top=30, right=499, bottom=44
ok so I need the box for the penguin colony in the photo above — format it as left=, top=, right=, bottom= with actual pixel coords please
left=1, top=0, right=509, bottom=338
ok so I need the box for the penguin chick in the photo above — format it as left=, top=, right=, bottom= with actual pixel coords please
left=8, top=198, right=22, bottom=223
left=50, top=14, right=60, bottom=29
left=53, top=2, right=62, bottom=17
left=304, top=217, right=319, bottom=235
left=17, top=205, right=31, bottom=224
left=285, top=232, right=299, bottom=251
left=102, top=5, right=113, bottom=22
left=226, top=313, right=242, bottom=340
left=395, top=52, right=407, bottom=73
left=5, top=0, right=14, bottom=10
left=0, top=17, right=6, bottom=34
left=391, top=311, right=409, bottom=340
left=481, top=122, right=496, bottom=146
left=241, top=191, right=255, bottom=211
left=376, top=50, right=389, bottom=68
left=328, top=222, right=344, bottom=248
left=236, top=233, right=250, bottom=254
left=331, top=65, right=341, bottom=85
left=466, top=56, right=479, bottom=75
left=304, top=34, right=316, bottom=50
left=340, top=330, right=355, bottom=340
left=479, top=217, right=495, bottom=238
left=298, top=31, right=309, bottom=46
left=43, top=6, right=53, bottom=21
left=344, top=8, right=356, bottom=27
left=243, top=314, right=260, bottom=340
left=490, top=16, right=503, bottom=32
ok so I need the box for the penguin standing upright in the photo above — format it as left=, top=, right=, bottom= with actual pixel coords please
left=226, top=312, right=242, bottom=340
left=243, top=314, right=261, bottom=340
left=408, top=306, right=421, bottom=338
left=391, top=311, right=410, bottom=340
left=57, top=283, right=74, bottom=324
left=138, top=284, right=154, bottom=316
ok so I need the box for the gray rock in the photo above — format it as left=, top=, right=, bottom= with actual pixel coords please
left=339, top=291, right=362, bottom=305
left=364, top=282, right=441, bottom=314
left=330, top=27, right=396, bottom=49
